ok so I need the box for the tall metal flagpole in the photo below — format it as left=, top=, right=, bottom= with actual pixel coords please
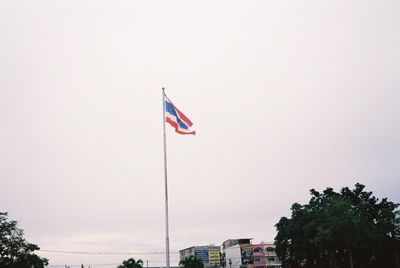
left=162, top=87, right=171, bottom=268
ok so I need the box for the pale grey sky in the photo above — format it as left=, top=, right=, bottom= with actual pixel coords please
left=1, top=0, right=399, bottom=267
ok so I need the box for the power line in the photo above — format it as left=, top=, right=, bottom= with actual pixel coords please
left=47, top=263, right=119, bottom=268
left=39, top=249, right=180, bottom=255
left=47, top=261, right=179, bottom=268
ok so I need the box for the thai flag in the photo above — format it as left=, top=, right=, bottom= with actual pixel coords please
left=165, top=95, right=196, bottom=135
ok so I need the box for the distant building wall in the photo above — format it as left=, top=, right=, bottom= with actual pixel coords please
left=224, top=245, right=242, bottom=268
left=252, top=244, right=266, bottom=268
left=180, top=246, right=195, bottom=261
left=223, top=240, right=281, bottom=268
left=179, top=245, right=221, bottom=268
left=223, top=239, right=252, bottom=250
left=263, top=243, right=280, bottom=268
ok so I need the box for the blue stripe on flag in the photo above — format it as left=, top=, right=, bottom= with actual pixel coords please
left=165, top=101, right=190, bottom=130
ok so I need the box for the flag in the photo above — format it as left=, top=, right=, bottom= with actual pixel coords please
left=164, top=95, right=196, bottom=135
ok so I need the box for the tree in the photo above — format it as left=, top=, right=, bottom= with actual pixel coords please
left=118, top=258, right=144, bottom=268
left=275, top=183, right=400, bottom=268
left=0, top=212, right=48, bottom=268
left=179, top=255, right=204, bottom=268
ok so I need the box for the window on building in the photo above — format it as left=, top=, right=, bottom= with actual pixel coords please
left=267, top=256, right=275, bottom=262
left=266, top=247, right=274, bottom=252
left=253, top=247, right=263, bottom=253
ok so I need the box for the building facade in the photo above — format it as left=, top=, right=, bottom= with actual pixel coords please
left=222, top=239, right=253, bottom=268
left=180, top=240, right=280, bottom=268
left=179, top=245, right=221, bottom=268
left=263, top=243, right=280, bottom=268
left=252, top=244, right=266, bottom=268
left=222, top=239, right=281, bottom=268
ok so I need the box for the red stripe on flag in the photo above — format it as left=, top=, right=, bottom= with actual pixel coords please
left=166, top=117, right=196, bottom=135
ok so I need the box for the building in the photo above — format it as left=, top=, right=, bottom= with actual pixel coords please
left=222, top=239, right=281, bottom=268
left=252, top=244, right=266, bottom=268
left=180, top=240, right=280, bottom=268
left=222, top=239, right=253, bottom=268
left=179, top=245, right=221, bottom=268
left=263, top=243, right=280, bottom=268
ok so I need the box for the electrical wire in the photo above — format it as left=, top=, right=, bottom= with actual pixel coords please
left=46, top=261, right=181, bottom=268
left=39, top=249, right=179, bottom=255
left=47, top=263, right=120, bottom=268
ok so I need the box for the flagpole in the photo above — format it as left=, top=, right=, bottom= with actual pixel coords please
left=162, top=87, right=171, bottom=268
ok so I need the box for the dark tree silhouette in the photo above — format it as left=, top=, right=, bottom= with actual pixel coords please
left=0, top=212, right=48, bottom=268
left=275, top=183, right=400, bottom=268
left=118, top=258, right=144, bottom=268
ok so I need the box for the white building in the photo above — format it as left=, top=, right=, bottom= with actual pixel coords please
left=222, top=239, right=253, bottom=268
left=224, top=244, right=242, bottom=268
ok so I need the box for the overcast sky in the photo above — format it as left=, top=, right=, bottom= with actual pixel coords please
left=1, top=0, right=399, bottom=267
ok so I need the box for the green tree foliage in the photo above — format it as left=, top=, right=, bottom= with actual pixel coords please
left=179, top=255, right=204, bottom=268
left=0, top=212, right=48, bottom=268
left=117, top=258, right=144, bottom=268
left=275, top=183, right=400, bottom=268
